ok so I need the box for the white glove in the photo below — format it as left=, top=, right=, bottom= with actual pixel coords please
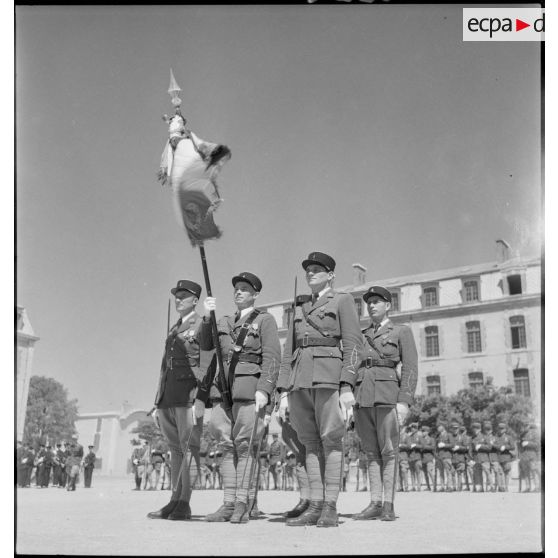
left=255, top=390, right=268, bottom=410
left=475, top=444, right=481, bottom=451
left=500, top=445, right=506, bottom=452
left=396, top=402, right=409, bottom=427
left=411, top=443, right=416, bottom=449
left=264, top=413, right=271, bottom=427
left=521, top=441, right=528, bottom=447
left=278, top=393, right=289, bottom=421
left=339, top=391, right=355, bottom=424
left=438, top=442, right=445, bottom=448
left=452, top=446, right=459, bottom=451
left=202, top=297, right=217, bottom=318
left=193, top=399, right=206, bottom=420
left=151, top=409, right=160, bottom=428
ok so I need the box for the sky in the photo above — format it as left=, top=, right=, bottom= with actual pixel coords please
left=15, top=5, right=542, bottom=414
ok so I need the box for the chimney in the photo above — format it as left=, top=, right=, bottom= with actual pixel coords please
left=352, top=263, right=367, bottom=286
left=496, top=239, right=511, bottom=263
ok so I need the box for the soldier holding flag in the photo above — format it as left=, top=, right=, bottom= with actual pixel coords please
left=195, top=272, right=281, bottom=524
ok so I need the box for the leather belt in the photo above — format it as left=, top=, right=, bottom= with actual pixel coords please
left=361, top=357, right=396, bottom=368
left=224, top=353, right=262, bottom=365
left=166, top=357, right=190, bottom=369
left=296, top=337, right=339, bottom=348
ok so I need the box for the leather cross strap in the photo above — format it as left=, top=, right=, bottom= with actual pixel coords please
left=301, top=304, right=338, bottom=340
left=226, top=309, right=261, bottom=392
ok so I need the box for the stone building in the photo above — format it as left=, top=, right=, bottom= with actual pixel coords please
left=260, top=240, right=541, bottom=413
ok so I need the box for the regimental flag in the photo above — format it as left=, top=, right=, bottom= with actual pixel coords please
left=159, top=113, right=231, bottom=246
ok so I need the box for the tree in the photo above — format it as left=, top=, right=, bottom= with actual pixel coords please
left=130, top=419, right=167, bottom=450
left=23, top=376, right=79, bottom=447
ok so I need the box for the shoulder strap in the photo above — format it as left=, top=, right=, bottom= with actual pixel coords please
left=227, top=309, right=262, bottom=390
left=301, top=305, right=334, bottom=338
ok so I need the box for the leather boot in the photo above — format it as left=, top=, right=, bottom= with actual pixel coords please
left=147, top=499, right=178, bottom=519
left=317, top=501, right=339, bottom=528
left=380, top=502, right=396, bottom=521
left=353, top=500, right=383, bottom=520
left=167, top=500, right=192, bottom=521
left=230, top=501, right=249, bottom=524
left=205, top=502, right=235, bottom=522
left=283, top=498, right=310, bottom=519
left=286, top=500, right=323, bottom=526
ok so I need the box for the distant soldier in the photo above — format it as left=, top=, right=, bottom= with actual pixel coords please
left=460, top=426, right=475, bottom=491
left=495, top=423, right=515, bottom=492
left=268, top=434, right=283, bottom=490
left=484, top=421, right=502, bottom=492
left=407, top=423, right=422, bottom=491
left=470, top=422, right=492, bottom=492
left=131, top=442, right=143, bottom=490
left=65, top=436, right=84, bottom=491
left=16, top=441, right=24, bottom=487
left=450, top=423, right=467, bottom=491
left=150, top=441, right=166, bottom=490
left=20, top=443, right=35, bottom=487
left=83, top=445, right=96, bottom=488
left=436, top=424, right=455, bottom=492
left=34, top=443, right=47, bottom=487
left=519, top=424, right=541, bottom=492
left=419, top=426, right=435, bottom=491
left=52, top=443, right=64, bottom=487
left=398, top=427, right=411, bottom=492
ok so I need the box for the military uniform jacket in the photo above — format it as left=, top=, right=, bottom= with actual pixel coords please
left=131, top=447, right=143, bottom=467
left=276, top=289, right=362, bottom=391
left=420, top=435, right=435, bottom=463
left=408, top=431, right=422, bottom=461
left=436, top=431, right=454, bottom=459
left=484, top=433, right=499, bottom=462
left=471, top=433, right=490, bottom=463
left=84, top=451, right=96, bottom=468
left=155, top=313, right=204, bottom=408
left=495, top=432, right=516, bottom=462
left=354, top=319, right=418, bottom=407
left=451, top=434, right=470, bottom=463
left=399, top=432, right=411, bottom=461
left=520, top=430, right=540, bottom=460
left=198, top=309, right=281, bottom=402
left=66, top=444, right=84, bottom=467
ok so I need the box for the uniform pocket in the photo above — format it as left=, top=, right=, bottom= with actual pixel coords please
left=373, top=378, right=399, bottom=406
left=232, top=364, right=261, bottom=400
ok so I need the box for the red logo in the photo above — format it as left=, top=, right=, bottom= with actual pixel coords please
left=516, top=19, right=530, bottom=31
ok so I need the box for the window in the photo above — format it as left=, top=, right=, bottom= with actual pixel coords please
left=426, top=375, right=441, bottom=396
left=354, top=298, right=363, bottom=318
left=510, top=315, right=527, bottom=349
left=390, top=292, right=400, bottom=312
left=468, top=371, right=484, bottom=391
left=423, top=286, right=438, bottom=308
left=463, top=280, right=480, bottom=302
left=466, top=321, right=482, bottom=352
left=507, top=274, right=522, bottom=295
left=425, top=326, right=439, bottom=357
left=514, top=368, right=531, bottom=397
left=282, top=306, right=294, bottom=329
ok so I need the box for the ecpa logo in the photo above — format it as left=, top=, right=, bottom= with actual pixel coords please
left=463, top=8, right=544, bottom=42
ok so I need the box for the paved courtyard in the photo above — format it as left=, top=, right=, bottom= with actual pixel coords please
left=16, top=476, right=542, bottom=555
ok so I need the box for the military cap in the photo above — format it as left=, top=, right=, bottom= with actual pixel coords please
left=363, top=285, right=392, bottom=304
left=302, top=252, right=336, bottom=272
left=458, top=425, right=467, bottom=432
left=216, top=451, right=223, bottom=456
left=272, top=433, right=279, bottom=438
left=483, top=421, right=493, bottom=429
left=88, top=445, right=94, bottom=448
left=497, top=422, right=506, bottom=429
left=71, top=434, right=78, bottom=439
left=410, top=422, right=418, bottom=428
left=471, top=422, right=481, bottom=429
left=450, top=422, right=460, bottom=429
left=231, top=272, right=262, bottom=292
left=209, top=451, right=215, bottom=457
left=171, top=280, right=202, bottom=298
left=421, top=425, right=431, bottom=432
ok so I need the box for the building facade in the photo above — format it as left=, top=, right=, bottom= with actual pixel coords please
left=260, top=242, right=541, bottom=413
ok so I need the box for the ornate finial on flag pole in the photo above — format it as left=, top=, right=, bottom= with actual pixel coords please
left=168, top=68, right=182, bottom=112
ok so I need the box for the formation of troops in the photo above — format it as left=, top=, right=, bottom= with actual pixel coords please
left=142, top=250, right=541, bottom=528
left=16, top=436, right=96, bottom=490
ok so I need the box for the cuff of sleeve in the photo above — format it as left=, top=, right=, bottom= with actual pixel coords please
left=256, top=381, right=273, bottom=397
left=340, top=370, right=356, bottom=387
left=397, top=392, right=413, bottom=405
left=339, top=383, right=353, bottom=394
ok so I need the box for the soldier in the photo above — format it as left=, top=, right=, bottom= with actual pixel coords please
left=398, top=426, right=410, bottom=492
left=268, top=433, right=283, bottom=490
left=352, top=285, right=417, bottom=521
left=131, top=441, right=143, bottom=490
left=65, top=435, right=84, bottom=491
left=356, top=447, right=369, bottom=492
left=495, top=422, right=515, bottom=492
left=82, top=445, right=96, bottom=488
left=195, top=272, right=281, bottom=524
left=470, top=422, right=492, bottom=492
left=460, top=426, right=475, bottom=491
left=436, top=424, right=455, bottom=492
left=280, top=410, right=311, bottom=519
left=420, top=426, right=436, bottom=491
left=52, top=443, right=63, bottom=487
left=407, top=423, right=422, bottom=491
left=16, top=441, right=24, bottom=487
left=450, top=423, right=467, bottom=491
left=150, top=440, right=166, bottom=490
left=519, top=423, right=541, bottom=492
left=484, top=421, right=502, bottom=492
left=277, top=252, right=362, bottom=527
left=20, top=443, right=35, bottom=488
left=148, top=280, right=204, bottom=520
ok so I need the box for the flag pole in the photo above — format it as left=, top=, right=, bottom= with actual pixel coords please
left=198, top=243, right=233, bottom=415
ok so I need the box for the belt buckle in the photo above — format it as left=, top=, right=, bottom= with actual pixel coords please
left=302, top=334, right=309, bottom=348
left=365, top=357, right=372, bottom=368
